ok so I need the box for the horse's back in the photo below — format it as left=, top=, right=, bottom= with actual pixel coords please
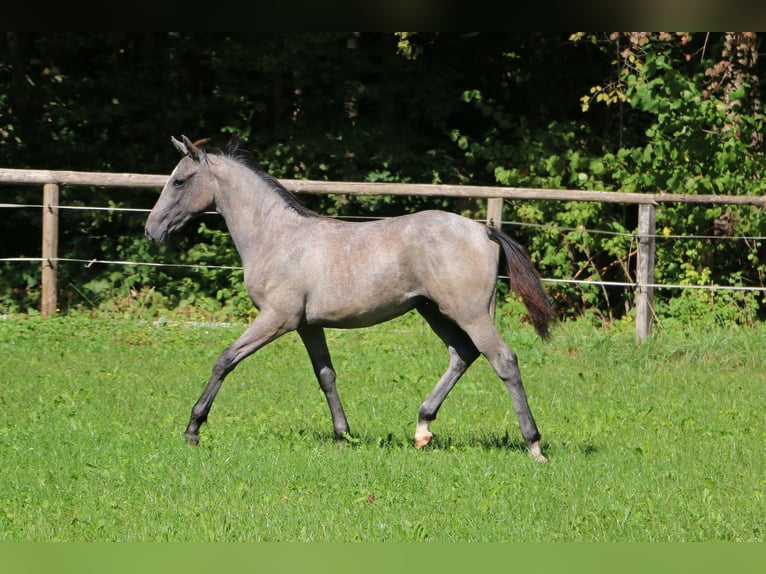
left=333, top=210, right=496, bottom=279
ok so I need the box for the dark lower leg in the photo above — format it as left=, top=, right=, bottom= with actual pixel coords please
left=415, top=349, right=475, bottom=447
left=493, top=348, right=546, bottom=461
left=465, top=319, right=546, bottom=461
left=184, top=358, right=231, bottom=444
left=415, top=302, right=479, bottom=448
left=183, top=314, right=289, bottom=445
left=318, top=366, right=350, bottom=439
left=299, top=327, right=350, bottom=441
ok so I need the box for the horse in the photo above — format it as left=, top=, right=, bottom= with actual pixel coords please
left=145, top=135, right=554, bottom=462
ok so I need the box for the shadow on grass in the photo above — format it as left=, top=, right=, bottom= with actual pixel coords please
left=329, top=429, right=601, bottom=459
left=428, top=431, right=529, bottom=453
left=366, top=431, right=602, bottom=460
left=199, top=424, right=601, bottom=460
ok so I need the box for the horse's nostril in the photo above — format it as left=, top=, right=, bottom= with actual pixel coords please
left=144, top=226, right=165, bottom=244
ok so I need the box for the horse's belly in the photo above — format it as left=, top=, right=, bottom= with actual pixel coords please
left=305, top=292, right=423, bottom=328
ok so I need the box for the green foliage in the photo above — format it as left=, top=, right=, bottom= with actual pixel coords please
left=73, top=221, right=255, bottom=322
left=602, top=34, right=766, bottom=322
left=452, top=33, right=766, bottom=324
left=2, top=33, right=766, bottom=324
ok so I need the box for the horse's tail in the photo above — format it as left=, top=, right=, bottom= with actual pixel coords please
left=487, top=226, right=554, bottom=339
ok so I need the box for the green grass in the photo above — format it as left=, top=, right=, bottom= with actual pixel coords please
left=0, top=312, right=764, bottom=541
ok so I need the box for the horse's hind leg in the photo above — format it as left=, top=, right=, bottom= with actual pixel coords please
left=415, top=302, right=480, bottom=448
left=298, top=326, right=350, bottom=441
left=463, top=318, right=546, bottom=462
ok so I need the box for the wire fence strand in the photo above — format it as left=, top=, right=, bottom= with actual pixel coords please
left=2, top=256, right=766, bottom=293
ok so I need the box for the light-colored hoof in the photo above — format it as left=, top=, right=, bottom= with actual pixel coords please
left=528, top=440, right=548, bottom=463
left=414, top=429, right=433, bottom=449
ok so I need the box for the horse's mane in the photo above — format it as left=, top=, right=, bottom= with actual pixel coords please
left=222, top=138, right=319, bottom=218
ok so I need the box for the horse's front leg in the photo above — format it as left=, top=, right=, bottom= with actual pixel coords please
left=298, top=326, right=350, bottom=440
left=184, top=312, right=292, bottom=444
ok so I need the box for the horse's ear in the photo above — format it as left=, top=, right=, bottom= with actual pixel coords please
left=181, top=135, right=208, bottom=165
left=171, top=136, right=188, bottom=156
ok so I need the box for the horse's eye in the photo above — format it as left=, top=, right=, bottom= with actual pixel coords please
left=172, top=178, right=186, bottom=189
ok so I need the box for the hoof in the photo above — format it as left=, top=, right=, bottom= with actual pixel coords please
left=528, top=440, right=547, bottom=463
left=184, top=432, right=200, bottom=446
left=337, top=430, right=352, bottom=442
left=414, top=430, right=433, bottom=449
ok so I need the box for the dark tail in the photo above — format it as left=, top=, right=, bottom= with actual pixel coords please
left=487, top=226, right=554, bottom=339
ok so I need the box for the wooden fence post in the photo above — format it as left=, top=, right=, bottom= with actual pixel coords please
left=636, top=203, right=656, bottom=341
left=41, top=183, right=59, bottom=318
left=486, top=197, right=503, bottom=230
left=487, top=197, right=503, bottom=319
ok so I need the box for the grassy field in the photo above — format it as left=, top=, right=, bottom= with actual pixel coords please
left=0, top=312, right=764, bottom=541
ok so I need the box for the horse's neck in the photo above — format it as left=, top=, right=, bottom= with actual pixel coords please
left=215, top=176, right=303, bottom=261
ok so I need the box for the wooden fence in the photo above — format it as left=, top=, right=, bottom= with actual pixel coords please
left=2, top=167, right=766, bottom=340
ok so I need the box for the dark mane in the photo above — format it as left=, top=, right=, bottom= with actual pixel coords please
left=223, top=139, right=319, bottom=218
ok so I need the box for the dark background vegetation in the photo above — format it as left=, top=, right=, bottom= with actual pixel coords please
left=1, top=33, right=765, bottom=324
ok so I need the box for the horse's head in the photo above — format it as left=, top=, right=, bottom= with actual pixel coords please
left=145, top=135, right=217, bottom=244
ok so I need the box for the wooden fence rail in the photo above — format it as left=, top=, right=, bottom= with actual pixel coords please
left=2, top=167, right=766, bottom=340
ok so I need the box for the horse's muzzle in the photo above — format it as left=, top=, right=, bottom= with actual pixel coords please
left=144, top=226, right=167, bottom=244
